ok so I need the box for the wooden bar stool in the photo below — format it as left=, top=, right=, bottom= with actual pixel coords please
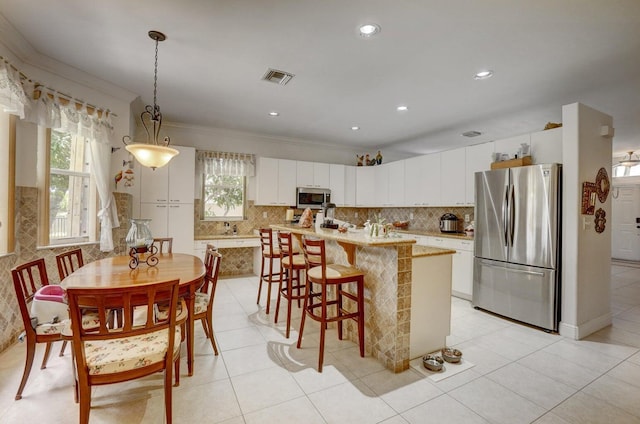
left=257, top=228, right=283, bottom=314
left=297, top=237, right=365, bottom=372
left=275, top=231, right=306, bottom=338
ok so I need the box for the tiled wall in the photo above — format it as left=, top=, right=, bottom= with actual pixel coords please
left=0, top=187, right=132, bottom=353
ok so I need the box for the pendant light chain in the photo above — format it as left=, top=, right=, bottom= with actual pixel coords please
left=153, top=37, right=159, bottom=116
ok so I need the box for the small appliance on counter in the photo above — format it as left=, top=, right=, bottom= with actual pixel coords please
left=320, top=202, right=339, bottom=229
left=439, top=213, right=459, bottom=233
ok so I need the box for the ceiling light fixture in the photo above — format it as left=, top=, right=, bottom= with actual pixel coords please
left=122, top=30, right=178, bottom=170
left=359, top=23, right=381, bottom=37
left=474, top=70, right=494, bottom=80
left=351, top=126, right=360, bottom=131
left=269, top=111, right=279, bottom=117
left=619, top=151, right=640, bottom=167
left=397, top=105, right=408, bottom=112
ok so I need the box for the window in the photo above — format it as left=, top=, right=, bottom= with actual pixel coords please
left=613, top=164, right=640, bottom=178
left=40, top=129, right=96, bottom=245
left=202, top=174, right=246, bottom=220
left=197, top=151, right=253, bottom=221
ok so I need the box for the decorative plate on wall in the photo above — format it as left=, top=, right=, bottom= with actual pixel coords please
left=595, top=167, right=610, bottom=203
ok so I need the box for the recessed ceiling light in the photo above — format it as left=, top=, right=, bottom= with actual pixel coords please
left=268, top=111, right=279, bottom=117
left=359, top=23, right=380, bottom=37
left=397, top=105, right=408, bottom=112
left=474, top=70, right=494, bottom=80
left=351, top=126, right=360, bottom=131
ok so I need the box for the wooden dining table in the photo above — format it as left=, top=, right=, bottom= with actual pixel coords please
left=61, top=253, right=206, bottom=376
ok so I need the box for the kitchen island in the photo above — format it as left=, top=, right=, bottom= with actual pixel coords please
left=270, top=224, right=454, bottom=372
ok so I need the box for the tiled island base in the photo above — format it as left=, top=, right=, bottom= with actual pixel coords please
left=270, top=224, right=454, bottom=373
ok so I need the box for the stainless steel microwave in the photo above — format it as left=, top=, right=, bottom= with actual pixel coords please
left=296, top=187, right=331, bottom=209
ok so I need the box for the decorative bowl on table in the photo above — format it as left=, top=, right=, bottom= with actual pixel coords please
left=422, top=354, right=444, bottom=371
left=392, top=221, right=409, bottom=229
left=441, top=347, right=463, bottom=363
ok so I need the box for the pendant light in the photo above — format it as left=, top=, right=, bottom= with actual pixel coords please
left=619, top=151, right=640, bottom=167
left=122, top=30, right=179, bottom=170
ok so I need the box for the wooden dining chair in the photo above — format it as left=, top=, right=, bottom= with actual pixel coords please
left=67, top=279, right=185, bottom=424
left=153, top=237, right=173, bottom=254
left=55, top=248, right=84, bottom=282
left=11, top=258, right=67, bottom=400
left=193, top=244, right=222, bottom=355
left=55, top=248, right=85, bottom=356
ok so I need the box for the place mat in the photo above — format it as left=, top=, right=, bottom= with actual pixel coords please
left=410, top=356, right=475, bottom=382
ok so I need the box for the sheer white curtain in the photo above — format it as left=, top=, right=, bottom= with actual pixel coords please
left=196, top=151, right=255, bottom=176
left=0, top=60, right=29, bottom=118
left=0, top=57, right=119, bottom=251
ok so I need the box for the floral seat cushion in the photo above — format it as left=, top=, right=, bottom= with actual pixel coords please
left=193, top=292, right=210, bottom=315
left=83, top=327, right=181, bottom=375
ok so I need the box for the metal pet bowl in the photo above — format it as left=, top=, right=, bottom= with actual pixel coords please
left=441, top=347, right=463, bottom=363
left=422, top=354, right=444, bottom=372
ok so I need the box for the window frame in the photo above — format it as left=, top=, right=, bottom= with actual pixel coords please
left=38, top=127, right=98, bottom=246
left=0, top=110, right=16, bottom=255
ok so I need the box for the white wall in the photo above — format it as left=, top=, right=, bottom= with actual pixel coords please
left=560, top=102, right=613, bottom=339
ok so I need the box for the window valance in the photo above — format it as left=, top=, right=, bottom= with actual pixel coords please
left=197, top=151, right=255, bottom=177
left=0, top=56, right=115, bottom=145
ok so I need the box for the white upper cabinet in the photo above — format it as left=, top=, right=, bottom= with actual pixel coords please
left=530, top=127, right=562, bottom=164
left=356, top=166, right=376, bottom=206
left=256, top=157, right=296, bottom=206
left=344, top=165, right=357, bottom=207
left=329, top=164, right=346, bottom=206
left=374, top=164, right=390, bottom=206
left=465, top=142, right=494, bottom=204
left=422, top=153, right=441, bottom=206
left=405, top=153, right=441, bottom=206
left=167, top=146, right=195, bottom=203
left=440, top=148, right=466, bottom=206
left=140, top=145, right=195, bottom=204
left=387, top=160, right=405, bottom=206
left=296, top=161, right=330, bottom=188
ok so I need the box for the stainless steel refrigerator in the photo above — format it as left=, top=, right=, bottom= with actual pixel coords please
left=473, top=163, right=561, bottom=331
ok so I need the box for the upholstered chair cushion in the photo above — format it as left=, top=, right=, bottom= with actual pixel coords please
left=83, top=327, right=181, bottom=375
left=193, top=292, right=209, bottom=315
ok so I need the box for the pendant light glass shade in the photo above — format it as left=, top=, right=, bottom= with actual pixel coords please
left=125, top=143, right=179, bottom=169
left=122, top=30, right=179, bottom=170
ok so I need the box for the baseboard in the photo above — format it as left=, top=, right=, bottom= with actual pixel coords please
left=559, top=312, right=612, bottom=340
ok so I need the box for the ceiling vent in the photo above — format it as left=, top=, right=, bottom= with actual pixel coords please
left=262, top=68, right=294, bottom=85
left=462, top=130, right=482, bottom=137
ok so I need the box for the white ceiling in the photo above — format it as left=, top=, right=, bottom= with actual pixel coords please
left=1, top=0, right=639, bottom=158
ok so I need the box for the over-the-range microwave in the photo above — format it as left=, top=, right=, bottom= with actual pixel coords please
left=296, top=187, right=331, bottom=210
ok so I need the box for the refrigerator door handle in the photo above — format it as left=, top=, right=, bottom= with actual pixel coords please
left=510, top=184, right=516, bottom=247
left=503, top=185, right=509, bottom=247
left=483, top=262, right=545, bottom=277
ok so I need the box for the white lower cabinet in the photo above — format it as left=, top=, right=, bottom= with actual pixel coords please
left=439, top=238, right=474, bottom=300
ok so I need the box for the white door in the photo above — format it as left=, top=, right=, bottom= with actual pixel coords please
left=612, top=185, right=640, bottom=261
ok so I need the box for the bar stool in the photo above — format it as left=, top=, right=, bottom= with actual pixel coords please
left=275, top=231, right=306, bottom=338
left=297, top=237, right=365, bottom=372
left=257, top=228, right=282, bottom=314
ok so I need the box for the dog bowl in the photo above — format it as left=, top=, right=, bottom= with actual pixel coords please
left=422, top=354, right=444, bottom=371
left=441, top=347, right=462, bottom=363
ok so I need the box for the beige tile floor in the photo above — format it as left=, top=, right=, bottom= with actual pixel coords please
left=1, top=263, right=640, bottom=423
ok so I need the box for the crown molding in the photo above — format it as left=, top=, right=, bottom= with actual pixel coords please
left=0, top=14, right=137, bottom=104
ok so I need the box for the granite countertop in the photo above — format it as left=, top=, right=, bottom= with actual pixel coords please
left=412, top=245, right=456, bottom=258
left=270, top=223, right=416, bottom=247
left=194, top=234, right=259, bottom=240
